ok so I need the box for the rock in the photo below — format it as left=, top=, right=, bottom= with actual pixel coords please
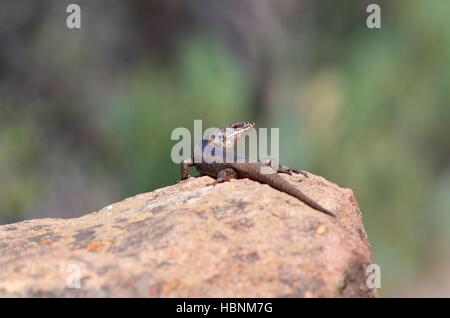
left=0, top=172, right=377, bottom=297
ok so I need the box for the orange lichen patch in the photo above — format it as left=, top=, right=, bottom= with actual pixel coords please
left=40, top=238, right=56, bottom=245
left=86, top=241, right=104, bottom=252
left=301, top=264, right=314, bottom=274
left=339, top=211, right=349, bottom=220
left=161, top=278, right=181, bottom=294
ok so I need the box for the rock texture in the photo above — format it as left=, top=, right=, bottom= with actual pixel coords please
left=0, top=172, right=377, bottom=297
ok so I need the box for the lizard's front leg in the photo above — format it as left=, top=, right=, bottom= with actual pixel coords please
left=180, top=158, right=194, bottom=180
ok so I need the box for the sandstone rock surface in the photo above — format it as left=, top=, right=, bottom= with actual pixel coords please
left=0, top=172, right=376, bottom=297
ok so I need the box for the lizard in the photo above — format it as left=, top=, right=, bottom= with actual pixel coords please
left=180, top=121, right=335, bottom=217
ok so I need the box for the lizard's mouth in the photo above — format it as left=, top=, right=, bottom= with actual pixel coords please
left=207, top=121, right=256, bottom=149
left=215, top=121, right=256, bottom=148
left=224, top=121, right=256, bottom=141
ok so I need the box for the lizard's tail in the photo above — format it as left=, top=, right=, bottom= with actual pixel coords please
left=257, top=174, right=336, bottom=217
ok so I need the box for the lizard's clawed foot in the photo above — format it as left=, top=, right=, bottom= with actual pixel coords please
left=176, top=176, right=195, bottom=184
left=295, top=169, right=309, bottom=178
left=210, top=168, right=238, bottom=186
left=261, top=158, right=307, bottom=177
left=277, top=165, right=308, bottom=178
left=277, top=165, right=296, bottom=175
left=210, top=178, right=228, bottom=186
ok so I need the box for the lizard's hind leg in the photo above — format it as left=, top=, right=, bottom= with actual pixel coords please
left=262, top=158, right=308, bottom=177
left=277, top=165, right=308, bottom=177
left=213, top=168, right=238, bottom=185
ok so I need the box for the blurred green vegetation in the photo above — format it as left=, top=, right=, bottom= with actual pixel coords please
left=0, top=117, right=42, bottom=222
left=0, top=0, right=449, bottom=295
left=98, top=36, right=251, bottom=193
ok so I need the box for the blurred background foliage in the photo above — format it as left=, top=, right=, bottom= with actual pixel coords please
left=0, top=0, right=449, bottom=296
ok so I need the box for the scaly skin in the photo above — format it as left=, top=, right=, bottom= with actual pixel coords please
left=180, top=121, right=335, bottom=217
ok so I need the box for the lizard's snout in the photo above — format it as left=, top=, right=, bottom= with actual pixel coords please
left=230, top=121, right=256, bottom=129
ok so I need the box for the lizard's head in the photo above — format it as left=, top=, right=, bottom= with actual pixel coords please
left=208, top=121, right=256, bottom=149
